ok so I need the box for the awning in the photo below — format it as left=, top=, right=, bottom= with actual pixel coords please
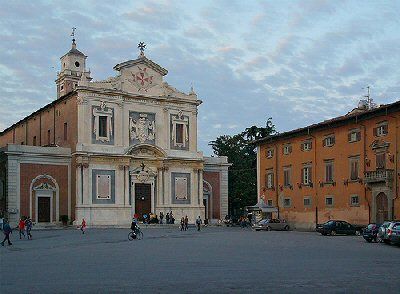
left=246, top=199, right=278, bottom=213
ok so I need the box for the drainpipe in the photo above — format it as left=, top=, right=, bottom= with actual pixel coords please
left=275, top=144, right=279, bottom=219
left=308, top=128, right=318, bottom=226
left=359, top=122, right=370, bottom=223
left=387, top=111, right=398, bottom=220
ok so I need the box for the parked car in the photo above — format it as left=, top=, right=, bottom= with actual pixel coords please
left=388, top=222, right=400, bottom=245
left=362, top=223, right=381, bottom=242
left=377, top=221, right=400, bottom=244
left=316, top=220, right=361, bottom=236
left=252, top=219, right=290, bottom=231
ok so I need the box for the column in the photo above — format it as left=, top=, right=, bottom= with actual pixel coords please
left=198, top=169, right=203, bottom=206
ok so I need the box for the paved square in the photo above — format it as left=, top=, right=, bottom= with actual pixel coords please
left=1, top=227, right=399, bottom=293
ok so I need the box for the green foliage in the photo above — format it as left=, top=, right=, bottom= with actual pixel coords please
left=209, top=118, right=276, bottom=216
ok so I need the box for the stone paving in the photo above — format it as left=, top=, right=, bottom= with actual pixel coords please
left=1, top=226, right=399, bottom=293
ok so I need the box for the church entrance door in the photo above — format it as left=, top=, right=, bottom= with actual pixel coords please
left=38, top=196, right=51, bottom=223
left=135, top=183, right=151, bottom=220
left=376, top=192, right=388, bottom=224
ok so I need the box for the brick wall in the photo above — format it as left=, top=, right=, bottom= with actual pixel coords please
left=19, top=163, right=69, bottom=221
left=204, top=171, right=221, bottom=219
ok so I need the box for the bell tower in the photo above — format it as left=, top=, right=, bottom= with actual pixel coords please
left=55, top=28, right=91, bottom=98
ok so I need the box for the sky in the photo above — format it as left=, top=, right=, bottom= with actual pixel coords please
left=0, top=0, right=399, bottom=155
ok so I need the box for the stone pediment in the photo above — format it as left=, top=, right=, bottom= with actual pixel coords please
left=88, top=54, right=196, bottom=100
left=125, top=144, right=166, bottom=158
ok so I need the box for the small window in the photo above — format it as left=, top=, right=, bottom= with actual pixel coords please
left=348, top=131, right=361, bottom=143
left=266, top=149, right=274, bottom=158
left=374, top=123, right=388, bottom=137
left=325, top=197, right=334, bottom=206
left=302, top=141, right=312, bottom=151
left=267, top=199, right=273, bottom=206
left=283, top=198, right=291, bottom=207
left=33, top=136, right=37, bottom=146
left=350, top=195, right=359, bottom=206
left=47, top=129, right=51, bottom=145
left=60, top=84, right=64, bottom=90
left=21, top=141, right=24, bottom=145
left=75, top=61, right=80, bottom=67
left=304, top=197, right=311, bottom=207
left=176, top=123, right=184, bottom=144
left=283, top=144, right=292, bottom=155
left=323, top=136, right=335, bottom=147
left=64, top=122, right=68, bottom=141
left=99, top=116, right=108, bottom=138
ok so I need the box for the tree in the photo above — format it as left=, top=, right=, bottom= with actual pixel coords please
left=209, top=118, right=276, bottom=216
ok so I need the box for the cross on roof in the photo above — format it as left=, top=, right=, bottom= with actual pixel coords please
left=138, top=42, right=146, bottom=55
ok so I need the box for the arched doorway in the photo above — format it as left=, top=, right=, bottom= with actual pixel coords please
left=376, top=192, right=388, bottom=224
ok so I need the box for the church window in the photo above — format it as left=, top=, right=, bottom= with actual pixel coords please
left=75, top=61, right=80, bottom=67
left=171, top=112, right=189, bottom=150
left=60, top=84, right=64, bottom=90
left=98, top=116, right=108, bottom=138
left=64, top=123, right=68, bottom=141
left=176, top=124, right=184, bottom=144
left=92, top=103, right=113, bottom=144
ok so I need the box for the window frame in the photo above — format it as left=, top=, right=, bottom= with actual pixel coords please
left=266, top=170, right=274, bottom=189
left=303, top=197, right=311, bottom=207
left=302, top=165, right=312, bottom=185
left=350, top=195, right=359, bottom=207
left=323, top=135, right=335, bottom=147
left=283, top=198, right=291, bottom=208
left=302, top=141, right=312, bottom=151
left=349, top=156, right=360, bottom=181
left=267, top=199, right=273, bottom=206
left=324, top=160, right=334, bottom=183
left=325, top=196, right=334, bottom=207
left=283, top=144, right=292, bottom=155
left=283, top=166, right=292, bottom=187
left=266, top=149, right=274, bottom=158
left=98, top=115, right=108, bottom=139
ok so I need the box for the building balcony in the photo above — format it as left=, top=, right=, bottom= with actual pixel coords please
left=364, top=169, right=394, bottom=184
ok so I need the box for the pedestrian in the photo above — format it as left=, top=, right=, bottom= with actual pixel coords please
left=25, top=216, right=33, bottom=240
left=80, top=218, right=86, bottom=234
left=196, top=216, right=202, bottom=231
left=184, top=215, right=189, bottom=231
left=1, top=220, right=12, bottom=246
left=166, top=212, right=170, bottom=224
left=159, top=212, right=164, bottom=224
left=18, top=217, right=26, bottom=239
left=170, top=211, right=174, bottom=224
left=180, top=217, right=185, bottom=231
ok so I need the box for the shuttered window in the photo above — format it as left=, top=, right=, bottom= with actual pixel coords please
left=323, top=136, right=335, bottom=147
left=284, top=168, right=291, bottom=187
left=350, top=158, right=359, bottom=180
left=376, top=153, right=386, bottom=169
left=266, top=171, right=274, bottom=189
left=325, top=161, right=334, bottom=182
left=302, top=166, right=312, bottom=185
left=348, top=131, right=361, bottom=143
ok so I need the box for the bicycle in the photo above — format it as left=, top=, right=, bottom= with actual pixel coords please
left=128, top=227, right=143, bottom=241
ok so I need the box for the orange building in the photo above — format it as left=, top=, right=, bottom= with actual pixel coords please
left=255, top=100, right=400, bottom=230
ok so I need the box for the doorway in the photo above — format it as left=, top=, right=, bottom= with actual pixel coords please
left=135, top=183, right=151, bottom=220
left=376, top=192, right=388, bottom=224
left=38, top=197, right=51, bottom=222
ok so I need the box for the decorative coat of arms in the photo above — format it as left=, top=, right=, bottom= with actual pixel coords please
left=129, top=113, right=155, bottom=143
left=128, top=66, right=154, bottom=91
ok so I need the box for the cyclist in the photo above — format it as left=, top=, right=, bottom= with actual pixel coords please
left=130, top=217, right=139, bottom=237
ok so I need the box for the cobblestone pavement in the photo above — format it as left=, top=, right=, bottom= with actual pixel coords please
left=1, top=226, right=399, bottom=293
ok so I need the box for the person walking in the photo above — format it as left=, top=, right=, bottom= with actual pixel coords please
left=80, top=218, right=86, bottom=234
left=166, top=212, right=170, bottom=224
left=18, top=217, right=26, bottom=239
left=184, top=215, right=189, bottom=231
left=170, top=211, right=175, bottom=224
left=159, top=212, right=164, bottom=224
left=180, top=217, right=185, bottom=231
left=25, top=217, right=33, bottom=240
left=1, top=220, right=12, bottom=246
left=196, top=216, right=202, bottom=231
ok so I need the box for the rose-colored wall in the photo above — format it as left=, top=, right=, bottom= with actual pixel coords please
left=19, top=163, right=69, bottom=221
left=204, top=171, right=221, bottom=219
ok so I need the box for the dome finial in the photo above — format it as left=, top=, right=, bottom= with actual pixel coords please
left=138, top=42, right=146, bottom=57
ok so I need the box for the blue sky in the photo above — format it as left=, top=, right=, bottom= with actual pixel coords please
left=0, top=0, right=399, bottom=155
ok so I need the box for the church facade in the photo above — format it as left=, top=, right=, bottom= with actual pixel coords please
left=0, top=39, right=230, bottom=226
